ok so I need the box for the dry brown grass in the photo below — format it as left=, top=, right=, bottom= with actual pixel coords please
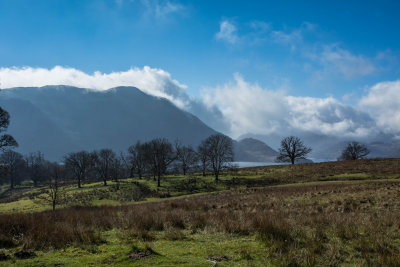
left=238, top=158, right=400, bottom=183
left=0, top=178, right=399, bottom=265
left=1, top=159, right=400, bottom=265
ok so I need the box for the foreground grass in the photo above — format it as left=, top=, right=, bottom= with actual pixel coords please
left=0, top=177, right=400, bottom=265
left=1, top=231, right=269, bottom=266
left=1, top=159, right=400, bottom=266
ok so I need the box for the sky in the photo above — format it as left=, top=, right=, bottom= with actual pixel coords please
left=0, top=0, right=399, bottom=140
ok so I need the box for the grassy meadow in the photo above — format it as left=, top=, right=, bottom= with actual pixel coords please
left=0, top=158, right=400, bottom=266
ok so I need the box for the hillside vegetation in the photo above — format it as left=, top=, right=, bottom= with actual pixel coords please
left=0, top=158, right=399, bottom=266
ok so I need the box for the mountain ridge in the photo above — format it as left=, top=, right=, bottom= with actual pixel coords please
left=0, top=86, right=217, bottom=160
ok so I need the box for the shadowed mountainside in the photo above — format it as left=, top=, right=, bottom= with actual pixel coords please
left=234, top=138, right=278, bottom=162
left=0, top=86, right=217, bottom=160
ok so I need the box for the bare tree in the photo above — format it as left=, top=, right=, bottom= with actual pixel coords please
left=0, top=107, right=18, bottom=151
left=110, top=154, right=125, bottom=190
left=204, top=134, right=234, bottom=182
left=44, top=162, right=68, bottom=211
left=338, top=141, right=370, bottom=160
left=197, top=140, right=209, bottom=177
left=64, top=151, right=94, bottom=188
left=175, top=140, right=198, bottom=176
left=0, top=150, right=25, bottom=189
left=277, top=136, right=312, bottom=164
left=93, top=149, right=116, bottom=186
left=25, top=151, right=47, bottom=187
left=145, top=138, right=176, bottom=187
left=141, top=142, right=156, bottom=180
left=127, top=142, right=146, bottom=179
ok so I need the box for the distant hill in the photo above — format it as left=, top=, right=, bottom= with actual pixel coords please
left=234, top=138, right=278, bottom=162
left=0, top=86, right=217, bottom=160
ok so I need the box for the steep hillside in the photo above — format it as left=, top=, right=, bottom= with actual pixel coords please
left=0, top=86, right=217, bottom=160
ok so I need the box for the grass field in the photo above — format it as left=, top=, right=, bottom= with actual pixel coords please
left=0, top=158, right=400, bottom=266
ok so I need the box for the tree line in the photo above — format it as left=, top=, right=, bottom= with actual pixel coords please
left=0, top=105, right=371, bottom=192
left=0, top=134, right=235, bottom=190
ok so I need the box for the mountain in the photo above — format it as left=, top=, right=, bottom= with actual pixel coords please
left=0, top=86, right=217, bottom=161
left=234, top=138, right=279, bottom=162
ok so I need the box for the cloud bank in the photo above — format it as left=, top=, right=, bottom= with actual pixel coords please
left=0, top=66, right=189, bottom=108
left=202, top=74, right=378, bottom=139
left=360, top=80, right=400, bottom=137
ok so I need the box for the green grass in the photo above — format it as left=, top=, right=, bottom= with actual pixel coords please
left=0, top=230, right=269, bottom=267
left=2, top=178, right=400, bottom=266
left=1, top=158, right=400, bottom=266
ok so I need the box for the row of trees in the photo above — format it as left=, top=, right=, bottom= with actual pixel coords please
left=0, top=134, right=234, bottom=190
left=0, top=104, right=371, bottom=192
left=1, top=135, right=370, bottom=190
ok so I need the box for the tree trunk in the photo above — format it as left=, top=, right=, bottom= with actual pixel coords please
left=116, top=180, right=120, bottom=190
left=157, top=173, right=161, bottom=187
left=215, top=171, right=219, bottom=182
left=103, top=179, right=107, bottom=186
left=78, top=178, right=81, bottom=188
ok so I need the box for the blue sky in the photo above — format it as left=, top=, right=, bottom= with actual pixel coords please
left=0, top=0, right=400, bottom=139
left=1, top=0, right=399, bottom=97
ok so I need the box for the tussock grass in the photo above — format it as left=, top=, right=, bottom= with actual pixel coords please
left=1, top=158, right=400, bottom=265
left=0, top=179, right=399, bottom=265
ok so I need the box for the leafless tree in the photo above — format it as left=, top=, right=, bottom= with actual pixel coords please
left=277, top=136, right=312, bottom=164
left=175, top=140, right=198, bottom=176
left=141, top=142, right=156, bottom=179
left=110, top=154, right=125, bottom=190
left=0, top=107, right=18, bottom=151
left=25, top=151, right=47, bottom=187
left=127, top=142, right=146, bottom=178
left=64, top=151, right=94, bottom=188
left=204, top=134, right=234, bottom=181
left=338, top=141, right=370, bottom=160
left=197, top=140, right=210, bottom=177
left=43, top=162, right=68, bottom=211
left=145, top=138, right=176, bottom=187
left=0, top=150, right=25, bottom=189
left=93, top=149, right=116, bottom=186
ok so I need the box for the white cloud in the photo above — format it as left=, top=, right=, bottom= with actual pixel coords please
left=140, top=0, right=184, bottom=18
left=202, top=74, right=377, bottom=139
left=215, top=20, right=239, bottom=44
left=0, top=66, right=189, bottom=108
left=202, top=74, right=287, bottom=136
left=153, top=1, right=184, bottom=17
left=359, top=80, right=400, bottom=136
left=318, top=45, right=376, bottom=77
left=269, top=22, right=315, bottom=50
left=287, top=96, right=375, bottom=137
left=271, top=29, right=302, bottom=50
